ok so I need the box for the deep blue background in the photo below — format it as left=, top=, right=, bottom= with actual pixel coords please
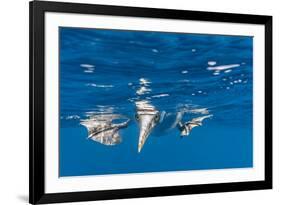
left=59, top=27, right=253, bottom=177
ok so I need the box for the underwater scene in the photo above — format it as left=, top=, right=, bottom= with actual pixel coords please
left=59, top=27, right=253, bottom=177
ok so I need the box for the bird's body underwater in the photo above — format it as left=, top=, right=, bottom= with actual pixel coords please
left=80, top=114, right=130, bottom=146
left=134, top=100, right=212, bottom=152
left=80, top=102, right=212, bottom=152
left=177, top=115, right=213, bottom=137
left=135, top=100, right=161, bottom=152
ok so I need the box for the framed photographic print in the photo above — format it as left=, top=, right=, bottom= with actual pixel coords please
left=29, top=0, right=272, bottom=204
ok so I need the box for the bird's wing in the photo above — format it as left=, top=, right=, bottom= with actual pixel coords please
left=80, top=117, right=130, bottom=145
left=190, top=114, right=213, bottom=125
left=114, top=119, right=130, bottom=129
left=80, top=119, right=105, bottom=133
left=90, top=127, right=122, bottom=145
left=178, top=114, right=213, bottom=136
left=188, top=123, right=201, bottom=129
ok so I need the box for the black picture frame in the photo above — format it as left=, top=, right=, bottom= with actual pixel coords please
left=29, top=1, right=272, bottom=204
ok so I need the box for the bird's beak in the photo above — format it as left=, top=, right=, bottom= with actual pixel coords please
left=138, top=115, right=155, bottom=153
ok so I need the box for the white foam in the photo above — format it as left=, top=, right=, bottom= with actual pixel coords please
left=181, top=70, right=188, bottom=74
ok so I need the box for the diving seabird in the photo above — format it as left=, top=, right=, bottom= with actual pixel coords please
left=80, top=114, right=130, bottom=146
left=135, top=101, right=160, bottom=152
left=177, top=114, right=213, bottom=137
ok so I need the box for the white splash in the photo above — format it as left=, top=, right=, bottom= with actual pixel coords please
left=207, top=64, right=240, bottom=71
left=191, top=49, right=196, bottom=52
left=208, top=61, right=217, bottom=66
left=224, top=69, right=232, bottom=73
left=181, top=70, right=188, bottom=74
left=152, top=49, right=159, bottom=53
left=87, top=83, right=114, bottom=88
left=80, top=64, right=95, bottom=68
left=64, top=115, right=80, bottom=120
left=139, top=78, right=151, bottom=86
left=81, top=64, right=95, bottom=73
left=136, top=87, right=151, bottom=95
left=151, top=94, right=169, bottom=98
left=135, top=100, right=155, bottom=110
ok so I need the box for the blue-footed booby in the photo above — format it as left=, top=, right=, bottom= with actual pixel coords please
left=177, top=114, right=213, bottom=137
left=80, top=114, right=130, bottom=146
left=135, top=101, right=213, bottom=152
left=135, top=100, right=160, bottom=152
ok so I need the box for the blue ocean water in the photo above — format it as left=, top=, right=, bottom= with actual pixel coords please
left=59, top=27, right=253, bottom=177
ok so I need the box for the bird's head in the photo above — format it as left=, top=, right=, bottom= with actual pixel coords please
left=135, top=101, right=160, bottom=152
